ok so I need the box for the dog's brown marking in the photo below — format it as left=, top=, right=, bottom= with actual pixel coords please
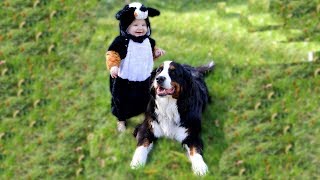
left=189, top=146, right=196, bottom=156
left=171, top=81, right=181, bottom=99
left=169, top=64, right=175, bottom=70
left=142, top=138, right=151, bottom=147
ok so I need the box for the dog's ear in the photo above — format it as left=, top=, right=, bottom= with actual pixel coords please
left=150, top=67, right=157, bottom=80
left=149, top=68, right=157, bottom=98
left=150, top=85, right=156, bottom=98
left=175, top=65, right=195, bottom=112
left=147, top=7, right=160, bottom=17
left=181, top=67, right=195, bottom=97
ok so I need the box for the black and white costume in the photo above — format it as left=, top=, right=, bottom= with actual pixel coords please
left=105, top=2, right=160, bottom=121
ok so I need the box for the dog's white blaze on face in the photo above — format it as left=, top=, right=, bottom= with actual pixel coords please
left=130, top=143, right=153, bottom=168
left=184, top=145, right=208, bottom=176
left=154, top=61, right=172, bottom=89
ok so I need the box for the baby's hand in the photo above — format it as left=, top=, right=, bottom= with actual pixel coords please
left=110, top=66, right=119, bottom=78
left=155, top=48, right=166, bottom=58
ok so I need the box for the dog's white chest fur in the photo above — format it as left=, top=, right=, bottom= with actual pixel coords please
left=151, top=96, right=188, bottom=142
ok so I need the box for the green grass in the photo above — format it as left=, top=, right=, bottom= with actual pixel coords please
left=1, top=0, right=319, bottom=179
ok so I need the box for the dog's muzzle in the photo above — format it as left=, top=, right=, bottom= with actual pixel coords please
left=156, top=76, right=166, bottom=85
left=155, top=76, right=175, bottom=96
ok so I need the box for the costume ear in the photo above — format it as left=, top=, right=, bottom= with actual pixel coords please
left=115, top=5, right=127, bottom=20
left=116, top=5, right=135, bottom=20
left=147, top=7, right=160, bottom=17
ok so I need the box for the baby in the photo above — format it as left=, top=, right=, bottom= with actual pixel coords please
left=105, top=2, right=165, bottom=132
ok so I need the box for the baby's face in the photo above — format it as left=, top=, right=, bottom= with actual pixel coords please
left=127, top=19, right=148, bottom=37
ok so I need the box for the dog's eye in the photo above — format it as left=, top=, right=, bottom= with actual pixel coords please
left=170, top=69, right=176, bottom=76
left=156, top=67, right=162, bottom=73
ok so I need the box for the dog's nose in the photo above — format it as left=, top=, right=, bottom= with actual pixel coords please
left=156, top=76, right=166, bottom=84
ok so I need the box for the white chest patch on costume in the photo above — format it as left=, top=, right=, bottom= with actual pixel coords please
left=151, top=96, right=188, bottom=142
left=119, top=39, right=153, bottom=81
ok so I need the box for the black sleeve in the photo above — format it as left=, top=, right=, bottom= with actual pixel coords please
left=107, top=36, right=129, bottom=59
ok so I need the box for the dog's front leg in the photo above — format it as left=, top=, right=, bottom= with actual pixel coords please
left=183, top=137, right=208, bottom=176
left=131, top=123, right=156, bottom=169
left=130, top=140, right=153, bottom=169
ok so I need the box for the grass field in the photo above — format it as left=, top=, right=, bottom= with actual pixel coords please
left=1, top=0, right=319, bottom=179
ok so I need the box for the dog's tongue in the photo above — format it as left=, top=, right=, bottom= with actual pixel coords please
left=157, top=87, right=174, bottom=96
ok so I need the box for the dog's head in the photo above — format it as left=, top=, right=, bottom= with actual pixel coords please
left=152, top=61, right=192, bottom=99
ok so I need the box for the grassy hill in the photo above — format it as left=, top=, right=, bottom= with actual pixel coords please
left=1, top=0, right=319, bottom=179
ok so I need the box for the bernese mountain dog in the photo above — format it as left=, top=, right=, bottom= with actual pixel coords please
left=130, top=60, right=214, bottom=176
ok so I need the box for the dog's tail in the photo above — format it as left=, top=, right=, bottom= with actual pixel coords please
left=196, top=61, right=215, bottom=76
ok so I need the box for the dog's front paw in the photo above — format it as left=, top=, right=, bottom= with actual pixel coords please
left=130, top=146, right=149, bottom=169
left=192, top=161, right=208, bottom=176
left=191, top=154, right=208, bottom=176
left=130, top=158, right=145, bottom=169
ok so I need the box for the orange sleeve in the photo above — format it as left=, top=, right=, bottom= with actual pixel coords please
left=106, top=51, right=121, bottom=70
